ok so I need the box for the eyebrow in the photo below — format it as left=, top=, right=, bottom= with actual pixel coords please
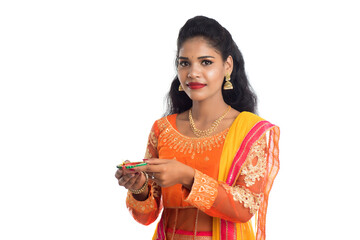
left=178, top=56, right=215, bottom=60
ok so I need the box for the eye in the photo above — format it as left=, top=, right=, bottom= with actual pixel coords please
left=178, top=61, right=189, bottom=67
left=202, top=60, right=213, bottom=66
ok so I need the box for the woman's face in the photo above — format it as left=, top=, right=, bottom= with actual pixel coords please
left=177, top=37, right=233, bottom=103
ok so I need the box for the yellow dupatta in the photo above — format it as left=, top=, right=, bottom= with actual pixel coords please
left=213, top=112, right=280, bottom=240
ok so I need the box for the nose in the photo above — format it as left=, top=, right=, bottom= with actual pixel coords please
left=187, top=64, right=201, bottom=79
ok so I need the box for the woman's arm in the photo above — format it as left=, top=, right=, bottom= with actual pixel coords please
left=183, top=135, right=268, bottom=223
left=124, top=122, right=163, bottom=225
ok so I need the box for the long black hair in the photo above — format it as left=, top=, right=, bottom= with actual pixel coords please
left=165, top=16, right=257, bottom=115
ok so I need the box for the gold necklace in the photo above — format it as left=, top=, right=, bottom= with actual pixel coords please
left=189, top=106, right=231, bottom=138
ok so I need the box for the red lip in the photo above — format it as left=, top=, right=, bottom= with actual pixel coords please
left=187, top=82, right=206, bottom=89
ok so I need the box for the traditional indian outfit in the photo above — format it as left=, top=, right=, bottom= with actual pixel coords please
left=126, top=111, right=280, bottom=240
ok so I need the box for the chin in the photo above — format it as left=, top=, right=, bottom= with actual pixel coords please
left=186, top=89, right=223, bottom=103
left=185, top=92, right=208, bottom=102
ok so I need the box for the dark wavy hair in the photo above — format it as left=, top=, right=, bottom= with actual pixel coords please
left=165, top=16, right=257, bottom=115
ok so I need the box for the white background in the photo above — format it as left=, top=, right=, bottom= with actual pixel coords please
left=1, top=0, right=359, bottom=239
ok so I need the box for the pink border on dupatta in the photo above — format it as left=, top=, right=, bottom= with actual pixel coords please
left=227, top=121, right=275, bottom=186
left=220, top=219, right=236, bottom=240
left=167, top=229, right=212, bottom=236
left=220, top=121, right=275, bottom=240
left=155, top=213, right=166, bottom=240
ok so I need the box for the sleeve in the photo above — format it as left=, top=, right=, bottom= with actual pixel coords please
left=126, top=121, right=163, bottom=225
left=183, top=135, right=268, bottom=223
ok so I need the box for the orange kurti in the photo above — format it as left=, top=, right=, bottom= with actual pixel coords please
left=126, top=112, right=279, bottom=240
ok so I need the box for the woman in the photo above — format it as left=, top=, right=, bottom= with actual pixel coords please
left=115, top=16, right=280, bottom=240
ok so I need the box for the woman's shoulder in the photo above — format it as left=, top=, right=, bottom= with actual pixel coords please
left=236, top=111, right=264, bottom=122
left=151, top=113, right=178, bottom=132
left=224, top=109, right=263, bottom=124
left=228, top=111, right=266, bottom=131
left=154, top=113, right=178, bottom=123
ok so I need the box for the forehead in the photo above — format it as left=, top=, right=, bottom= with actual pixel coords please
left=179, top=37, right=220, bottom=57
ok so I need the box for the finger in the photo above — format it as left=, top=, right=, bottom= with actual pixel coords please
left=132, top=172, right=144, bottom=186
left=144, top=158, right=169, bottom=165
left=118, top=175, right=134, bottom=187
left=123, top=168, right=136, bottom=175
left=118, top=175, right=128, bottom=186
left=124, top=172, right=142, bottom=189
left=115, top=169, right=123, bottom=179
left=118, top=177, right=125, bottom=186
left=132, top=158, right=167, bottom=172
left=148, top=171, right=166, bottom=184
left=118, top=173, right=136, bottom=186
left=132, top=164, right=162, bottom=173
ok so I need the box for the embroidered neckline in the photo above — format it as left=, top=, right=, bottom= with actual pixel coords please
left=156, top=115, right=229, bottom=159
left=165, top=114, right=229, bottom=140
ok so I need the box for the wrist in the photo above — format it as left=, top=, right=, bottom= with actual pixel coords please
left=132, top=185, right=150, bottom=201
left=129, top=172, right=148, bottom=195
left=132, top=172, right=147, bottom=189
left=181, top=166, right=195, bottom=190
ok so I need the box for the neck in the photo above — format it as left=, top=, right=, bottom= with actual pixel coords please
left=191, top=97, right=229, bottom=123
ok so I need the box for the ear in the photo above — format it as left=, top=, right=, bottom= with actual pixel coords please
left=224, top=55, right=233, bottom=75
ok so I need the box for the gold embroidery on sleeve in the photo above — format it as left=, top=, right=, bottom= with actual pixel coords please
left=149, top=129, right=158, bottom=149
left=185, top=170, right=218, bottom=211
left=126, top=183, right=156, bottom=213
left=223, top=184, right=264, bottom=215
left=145, top=128, right=158, bottom=159
left=241, top=136, right=267, bottom=187
left=145, top=148, right=152, bottom=159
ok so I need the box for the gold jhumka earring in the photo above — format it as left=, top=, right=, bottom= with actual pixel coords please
left=223, top=73, right=233, bottom=90
left=178, top=84, right=184, bottom=91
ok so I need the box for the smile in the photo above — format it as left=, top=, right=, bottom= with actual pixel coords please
left=187, top=82, right=207, bottom=89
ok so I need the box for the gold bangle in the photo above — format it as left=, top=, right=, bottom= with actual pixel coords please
left=129, top=172, right=148, bottom=195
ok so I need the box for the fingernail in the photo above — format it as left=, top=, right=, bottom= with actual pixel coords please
left=143, top=159, right=148, bottom=162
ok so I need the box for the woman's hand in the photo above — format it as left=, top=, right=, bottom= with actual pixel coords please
left=115, top=168, right=143, bottom=189
left=134, top=159, right=195, bottom=189
left=115, top=166, right=149, bottom=201
left=115, top=161, right=146, bottom=191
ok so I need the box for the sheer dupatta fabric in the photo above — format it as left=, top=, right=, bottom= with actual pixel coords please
left=213, top=112, right=280, bottom=240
